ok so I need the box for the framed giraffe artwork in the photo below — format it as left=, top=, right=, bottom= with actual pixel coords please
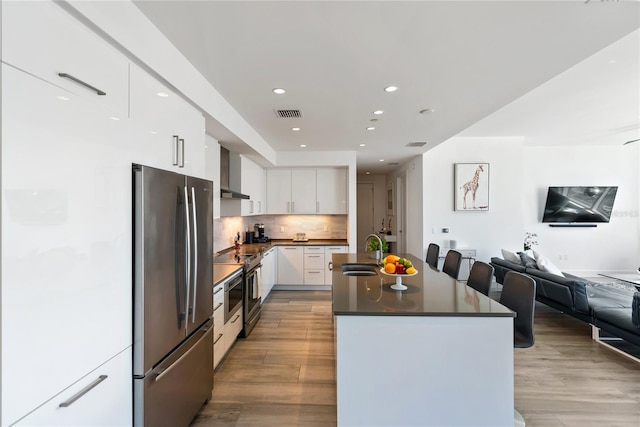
left=454, top=163, right=489, bottom=211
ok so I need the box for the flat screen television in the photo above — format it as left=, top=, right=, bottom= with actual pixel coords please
left=542, top=186, right=618, bottom=223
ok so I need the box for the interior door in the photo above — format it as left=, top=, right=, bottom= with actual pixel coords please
left=186, top=176, right=214, bottom=335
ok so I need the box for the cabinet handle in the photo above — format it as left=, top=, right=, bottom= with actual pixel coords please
left=59, top=375, right=108, bottom=408
left=172, top=135, right=179, bottom=165
left=179, top=138, right=185, bottom=168
left=156, top=326, right=212, bottom=382
left=214, top=302, right=223, bottom=312
left=231, top=314, right=241, bottom=324
left=291, top=201, right=295, bottom=212
left=258, top=201, right=262, bottom=213
left=57, top=73, right=106, bottom=96
left=328, top=261, right=333, bottom=271
left=214, top=333, right=223, bottom=345
left=284, top=247, right=297, bottom=250
left=317, top=201, right=319, bottom=213
left=308, top=271, right=321, bottom=274
left=308, top=255, right=321, bottom=258
left=214, top=287, right=223, bottom=295
left=287, top=201, right=290, bottom=213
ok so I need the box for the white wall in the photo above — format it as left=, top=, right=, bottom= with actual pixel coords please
left=523, top=144, right=640, bottom=276
left=420, top=137, right=640, bottom=276
left=422, top=137, right=525, bottom=264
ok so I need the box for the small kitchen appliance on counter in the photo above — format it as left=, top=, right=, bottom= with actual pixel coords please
left=293, top=232, right=309, bottom=242
left=254, top=223, right=269, bottom=243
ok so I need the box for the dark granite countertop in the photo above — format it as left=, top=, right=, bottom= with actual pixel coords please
left=331, top=253, right=514, bottom=317
left=213, top=264, right=243, bottom=286
left=215, top=239, right=349, bottom=258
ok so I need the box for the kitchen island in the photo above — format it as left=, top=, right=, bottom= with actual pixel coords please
left=332, top=253, right=516, bottom=427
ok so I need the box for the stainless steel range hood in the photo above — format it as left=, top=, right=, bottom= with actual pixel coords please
left=220, top=147, right=250, bottom=200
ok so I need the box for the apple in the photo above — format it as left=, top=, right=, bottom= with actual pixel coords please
left=396, top=264, right=406, bottom=274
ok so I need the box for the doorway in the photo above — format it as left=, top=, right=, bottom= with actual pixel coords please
left=357, top=183, right=374, bottom=253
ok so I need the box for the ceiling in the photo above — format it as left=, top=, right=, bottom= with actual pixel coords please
left=133, top=0, right=640, bottom=173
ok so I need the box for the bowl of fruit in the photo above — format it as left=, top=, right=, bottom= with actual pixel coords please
left=380, top=255, right=418, bottom=290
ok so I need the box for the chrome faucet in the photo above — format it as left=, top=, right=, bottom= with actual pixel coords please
left=365, top=233, right=384, bottom=265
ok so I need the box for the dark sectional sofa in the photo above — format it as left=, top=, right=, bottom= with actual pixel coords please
left=490, top=257, right=640, bottom=347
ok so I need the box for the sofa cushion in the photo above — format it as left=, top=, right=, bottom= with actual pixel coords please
left=518, top=251, right=538, bottom=269
left=593, top=308, right=638, bottom=334
left=501, top=249, right=522, bottom=265
left=526, top=269, right=589, bottom=314
left=633, top=292, right=640, bottom=328
left=534, top=252, right=564, bottom=277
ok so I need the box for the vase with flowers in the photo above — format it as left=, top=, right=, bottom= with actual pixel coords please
left=524, top=232, right=538, bottom=252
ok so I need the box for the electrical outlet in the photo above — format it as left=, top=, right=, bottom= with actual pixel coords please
left=280, top=226, right=285, bottom=233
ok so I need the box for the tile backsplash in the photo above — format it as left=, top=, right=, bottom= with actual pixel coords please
left=214, top=215, right=347, bottom=252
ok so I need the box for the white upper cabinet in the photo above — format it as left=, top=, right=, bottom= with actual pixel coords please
left=266, top=168, right=347, bottom=214
left=316, top=169, right=348, bottom=214
left=1, top=0, right=129, bottom=121
left=240, top=156, right=265, bottom=216
left=129, top=64, right=205, bottom=178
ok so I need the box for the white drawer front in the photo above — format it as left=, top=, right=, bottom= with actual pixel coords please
left=304, top=253, right=325, bottom=270
left=304, top=270, right=325, bottom=285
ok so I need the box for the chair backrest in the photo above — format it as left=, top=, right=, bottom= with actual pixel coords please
left=467, top=261, right=494, bottom=296
left=500, top=271, right=536, bottom=348
left=425, top=243, right=440, bottom=269
left=442, top=250, right=462, bottom=279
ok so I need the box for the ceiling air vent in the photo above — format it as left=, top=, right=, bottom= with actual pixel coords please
left=406, top=142, right=427, bottom=147
left=275, top=109, right=303, bottom=118
left=388, top=162, right=399, bottom=166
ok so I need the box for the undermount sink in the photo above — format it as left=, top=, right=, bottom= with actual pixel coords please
left=341, top=263, right=379, bottom=276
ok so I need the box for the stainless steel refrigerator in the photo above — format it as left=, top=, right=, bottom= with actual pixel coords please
left=133, top=164, right=214, bottom=427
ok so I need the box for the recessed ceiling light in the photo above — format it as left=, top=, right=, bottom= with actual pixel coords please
left=367, top=127, right=376, bottom=131
left=150, top=131, right=157, bottom=135
left=292, top=127, right=301, bottom=131
left=273, top=88, right=286, bottom=94
left=419, top=108, right=435, bottom=114
left=300, top=144, right=307, bottom=148
left=157, top=92, right=169, bottom=97
left=608, top=59, right=617, bottom=64
left=373, top=110, right=384, bottom=115
left=365, top=171, right=371, bottom=175
left=56, top=95, right=70, bottom=101
left=110, top=117, right=120, bottom=121
left=359, top=143, right=366, bottom=147
left=379, top=159, right=385, bottom=162
left=384, top=86, right=398, bottom=93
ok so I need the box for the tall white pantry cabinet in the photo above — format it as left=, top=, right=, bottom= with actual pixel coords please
left=1, top=1, right=206, bottom=425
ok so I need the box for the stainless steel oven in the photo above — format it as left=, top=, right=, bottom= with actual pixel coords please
left=224, top=271, right=243, bottom=323
left=242, top=263, right=262, bottom=337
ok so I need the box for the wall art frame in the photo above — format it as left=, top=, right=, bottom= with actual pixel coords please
left=454, top=163, right=489, bottom=211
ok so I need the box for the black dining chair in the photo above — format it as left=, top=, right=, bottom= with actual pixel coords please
left=425, top=243, right=440, bottom=269
left=466, top=261, right=494, bottom=296
left=442, top=250, right=462, bottom=279
left=500, top=271, right=536, bottom=348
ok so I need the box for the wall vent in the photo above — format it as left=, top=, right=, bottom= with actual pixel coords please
left=275, top=109, right=303, bottom=118
left=406, top=141, right=427, bottom=147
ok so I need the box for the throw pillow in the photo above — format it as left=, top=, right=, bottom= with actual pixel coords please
left=534, top=252, right=564, bottom=277
left=518, top=251, right=538, bottom=269
left=501, top=249, right=522, bottom=265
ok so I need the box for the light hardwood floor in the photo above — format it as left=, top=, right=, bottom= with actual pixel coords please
left=192, top=290, right=640, bottom=427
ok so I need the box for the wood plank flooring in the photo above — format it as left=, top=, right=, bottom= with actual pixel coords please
left=191, top=290, right=640, bottom=427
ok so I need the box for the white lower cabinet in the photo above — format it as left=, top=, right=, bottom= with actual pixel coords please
left=224, top=308, right=243, bottom=355
left=14, top=347, right=132, bottom=427
left=277, top=246, right=304, bottom=285
left=325, top=246, right=348, bottom=285
left=212, top=282, right=225, bottom=369
left=304, top=246, right=325, bottom=285
left=260, top=248, right=276, bottom=300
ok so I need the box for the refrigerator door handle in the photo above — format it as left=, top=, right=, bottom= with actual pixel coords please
left=190, top=186, right=198, bottom=324
left=184, top=186, right=191, bottom=332
left=154, top=324, right=213, bottom=382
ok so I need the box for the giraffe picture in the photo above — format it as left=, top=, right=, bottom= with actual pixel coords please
left=454, top=163, right=489, bottom=211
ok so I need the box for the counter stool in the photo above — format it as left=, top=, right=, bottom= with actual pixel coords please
left=425, top=243, right=439, bottom=269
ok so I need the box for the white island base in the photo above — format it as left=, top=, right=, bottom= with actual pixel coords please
left=336, top=315, right=514, bottom=426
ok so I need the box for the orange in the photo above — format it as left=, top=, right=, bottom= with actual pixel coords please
left=384, top=263, right=396, bottom=274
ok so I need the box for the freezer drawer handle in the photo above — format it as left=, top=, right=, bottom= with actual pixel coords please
left=213, top=333, right=223, bottom=345
left=59, top=375, right=108, bottom=408
left=155, top=326, right=213, bottom=382
left=57, top=73, right=106, bottom=96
